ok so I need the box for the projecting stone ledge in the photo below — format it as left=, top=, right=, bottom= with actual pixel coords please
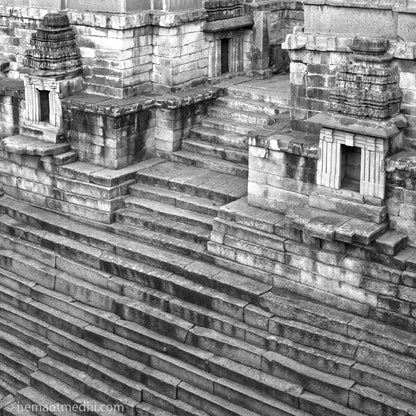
left=285, top=206, right=388, bottom=245
left=1, top=135, right=69, bottom=157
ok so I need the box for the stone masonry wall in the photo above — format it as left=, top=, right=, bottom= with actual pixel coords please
left=0, top=80, right=24, bottom=138
left=0, top=6, right=209, bottom=97
left=209, top=198, right=416, bottom=333
left=152, top=20, right=209, bottom=93
left=248, top=133, right=317, bottom=213
left=284, top=1, right=416, bottom=150
left=63, top=104, right=155, bottom=170
left=386, top=152, right=416, bottom=246
left=0, top=148, right=140, bottom=224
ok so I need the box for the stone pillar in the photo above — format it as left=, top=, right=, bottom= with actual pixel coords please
left=251, top=11, right=270, bottom=74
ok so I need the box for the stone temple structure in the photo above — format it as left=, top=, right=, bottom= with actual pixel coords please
left=0, top=1, right=415, bottom=416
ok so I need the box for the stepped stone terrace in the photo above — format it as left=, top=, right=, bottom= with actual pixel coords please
left=0, top=1, right=415, bottom=416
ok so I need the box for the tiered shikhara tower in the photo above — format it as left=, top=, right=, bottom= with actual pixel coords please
left=312, top=37, right=407, bottom=204
left=20, top=11, right=83, bottom=143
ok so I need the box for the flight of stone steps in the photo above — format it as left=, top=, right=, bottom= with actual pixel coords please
left=0, top=196, right=415, bottom=416
left=161, top=77, right=291, bottom=179
left=112, top=78, right=291, bottom=256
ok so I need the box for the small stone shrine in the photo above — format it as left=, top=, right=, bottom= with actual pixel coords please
left=20, top=11, right=83, bottom=143
left=312, top=36, right=407, bottom=205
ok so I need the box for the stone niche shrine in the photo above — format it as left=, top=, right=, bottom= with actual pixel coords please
left=20, top=11, right=83, bottom=143
left=312, top=36, right=407, bottom=203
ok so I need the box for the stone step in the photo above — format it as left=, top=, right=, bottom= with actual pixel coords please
left=215, top=96, right=280, bottom=117
left=2, top=135, right=69, bottom=157
left=0, top=252, right=196, bottom=343
left=201, top=116, right=257, bottom=135
left=0, top=393, right=14, bottom=410
left=0, top=331, right=45, bottom=366
left=226, top=79, right=291, bottom=108
left=0, top=213, right=265, bottom=313
left=162, top=150, right=248, bottom=178
left=0, top=231, right=362, bottom=385
left=208, top=106, right=276, bottom=126
left=189, top=126, right=248, bottom=150
left=52, top=150, right=78, bottom=166
left=348, top=384, right=416, bottom=416
left=45, top=345, right=193, bottom=416
left=3, top=401, right=38, bottom=416
left=29, top=371, right=126, bottom=416
left=135, top=161, right=247, bottom=204
left=0, top=274, right=308, bottom=414
left=3, top=290, right=306, bottom=416
left=0, top=362, right=29, bottom=392
left=0, top=341, right=39, bottom=376
left=111, top=218, right=209, bottom=258
left=0, top=283, right=393, bottom=416
left=129, top=183, right=221, bottom=218
left=259, top=289, right=416, bottom=360
left=0, top=385, right=14, bottom=404
left=123, top=196, right=214, bottom=230
left=182, top=139, right=248, bottom=165
left=17, top=386, right=78, bottom=416
left=38, top=356, right=140, bottom=416
left=309, top=192, right=387, bottom=225
left=262, top=351, right=355, bottom=406
left=374, top=230, right=408, bottom=256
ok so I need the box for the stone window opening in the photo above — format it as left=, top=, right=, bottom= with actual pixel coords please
left=39, top=90, right=50, bottom=123
left=221, top=38, right=230, bottom=74
left=340, top=144, right=361, bottom=193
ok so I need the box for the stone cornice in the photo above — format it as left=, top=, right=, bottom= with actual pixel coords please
left=284, top=32, right=416, bottom=60
left=62, top=87, right=223, bottom=117
left=303, top=0, right=405, bottom=10
left=1, top=6, right=208, bottom=29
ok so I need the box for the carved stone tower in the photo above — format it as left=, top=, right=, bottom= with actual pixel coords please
left=310, top=36, right=407, bottom=221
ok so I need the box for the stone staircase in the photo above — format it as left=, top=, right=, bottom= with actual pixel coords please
left=0, top=196, right=415, bottom=416
left=112, top=78, right=291, bottom=258
left=161, top=78, right=291, bottom=179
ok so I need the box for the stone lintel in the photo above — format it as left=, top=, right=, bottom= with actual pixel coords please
left=246, top=0, right=303, bottom=12
left=309, top=112, right=406, bottom=140
left=203, top=15, right=253, bottom=33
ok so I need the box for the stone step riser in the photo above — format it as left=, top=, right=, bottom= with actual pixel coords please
left=0, top=278, right=312, bottom=416
left=201, top=118, right=253, bottom=135
left=160, top=152, right=248, bottom=179
left=135, top=173, right=235, bottom=205
left=0, top=368, right=29, bottom=392
left=215, top=97, right=280, bottom=117
left=0, top=200, right=416, bottom=414
left=189, top=129, right=248, bottom=150
left=114, top=212, right=209, bottom=247
left=226, top=89, right=290, bottom=108
left=208, top=107, right=273, bottom=126
left=123, top=201, right=212, bottom=231
left=128, top=186, right=219, bottom=218
left=182, top=141, right=248, bottom=165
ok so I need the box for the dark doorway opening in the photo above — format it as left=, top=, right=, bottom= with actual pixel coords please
left=39, top=90, right=50, bottom=122
left=221, top=38, right=230, bottom=74
left=341, top=144, right=361, bottom=192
